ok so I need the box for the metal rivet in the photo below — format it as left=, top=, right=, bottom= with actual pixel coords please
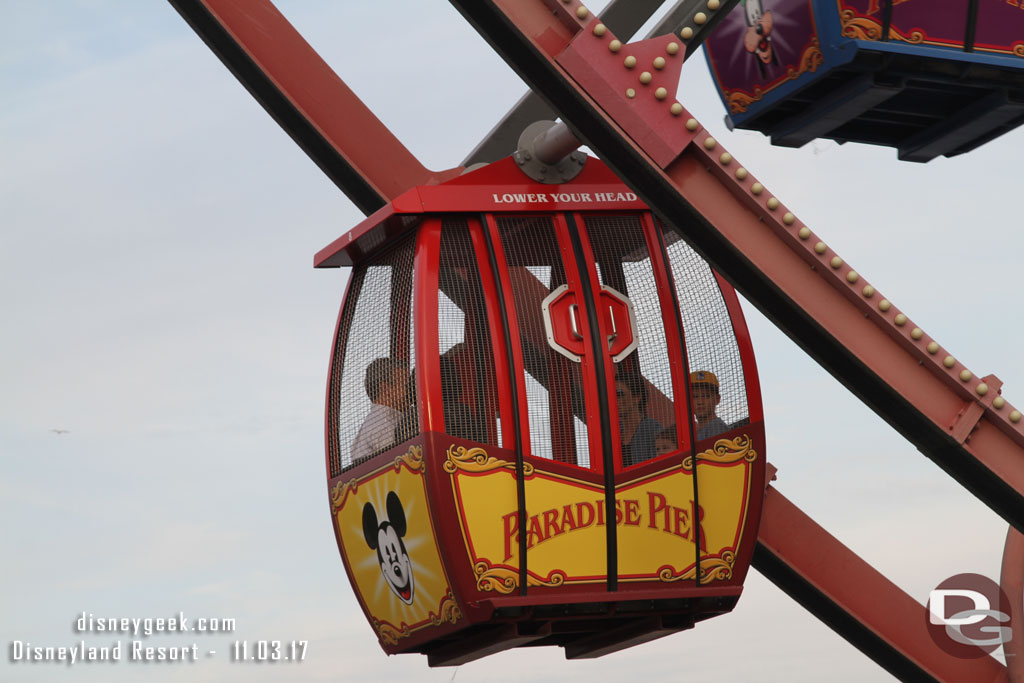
left=977, top=383, right=989, bottom=396
left=704, top=137, right=717, bottom=150
left=910, top=327, right=923, bottom=340
left=670, top=102, right=683, bottom=116
left=994, top=396, right=1006, bottom=409
left=735, top=167, right=748, bottom=180
left=653, top=56, right=666, bottom=70
left=576, top=6, right=590, bottom=19
left=626, top=88, right=636, bottom=98
left=879, top=299, right=892, bottom=312
left=639, top=71, right=653, bottom=84
left=846, top=270, right=859, bottom=283
left=720, top=152, right=732, bottom=165
left=813, top=241, right=827, bottom=254
left=798, top=227, right=811, bottom=240
left=685, top=118, right=699, bottom=131
left=782, top=212, right=795, bottom=224
left=862, top=285, right=875, bottom=297
left=708, top=0, right=721, bottom=8
left=894, top=313, right=907, bottom=326
left=830, top=256, right=843, bottom=269
left=667, top=42, right=680, bottom=55
left=927, top=341, right=939, bottom=354
left=694, top=12, right=708, bottom=24
left=943, top=355, right=956, bottom=368
left=593, top=23, right=607, bottom=36
left=751, top=182, right=764, bottom=195
left=960, top=369, right=973, bottom=382
left=767, top=197, right=780, bottom=210
left=609, top=39, right=623, bottom=52
left=655, top=87, right=668, bottom=100
left=624, top=55, right=637, bottom=68
left=1012, top=410, right=1022, bottom=423
left=680, top=27, right=694, bottom=39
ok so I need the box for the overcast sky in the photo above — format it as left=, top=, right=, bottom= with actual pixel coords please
left=2, top=2, right=1021, bottom=681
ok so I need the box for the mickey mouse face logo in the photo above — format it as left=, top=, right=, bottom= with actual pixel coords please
left=362, top=492, right=415, bottom=605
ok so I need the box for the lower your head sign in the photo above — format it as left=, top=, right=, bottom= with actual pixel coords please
left=927, top=573, right=1013, bottom=658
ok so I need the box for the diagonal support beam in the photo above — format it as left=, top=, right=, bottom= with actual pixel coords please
left=447, top=0, right=1024, bottom=534
left=168, top=0, right=461, bottom=215
left=463, top=0, right=740, bottom=166
left=755, top=485, right=1006, bottom=682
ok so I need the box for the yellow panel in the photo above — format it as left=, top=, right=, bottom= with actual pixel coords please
left=445, top=437, right=757, bottom=592
left=331, top=446, right=460, bottom=646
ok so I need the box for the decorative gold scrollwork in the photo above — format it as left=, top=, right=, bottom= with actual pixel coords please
left=330, top=479, right=358, bottom=512
left=473, top=561, right=566, bottom=594
left=658, top=550, right=736, bottom=584
left=699, top=551, right=736, bottom=583
left=799, top=40, right=824, bottom=75
left=373, top=620, right=407, bottom=646
left=432, top=590, right=462, bottom=626
left=394, top=444, right=424, bottom=472
left=840, top=10, right=924, bottom=44
left=444, top=444, right=534, bottom=476
left=682, top=434, right=757, bottom=470
left=727, top=90, right=757, bottom=114
left=840, top=11, right=884, bottom=40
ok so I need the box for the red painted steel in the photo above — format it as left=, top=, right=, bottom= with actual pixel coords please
left=1002, top=527, right=1024, bottom=683
left=641, top=212, right=694, bottom=452
left=171, top=0, right=1014, bottom=673
left=467, top=218, right=519, bottom=448
left=449, top=0, right=1024, bottom=524
left=444, top=1, right=1020, bottom=677
left=758, top=485, right=1007, bottom=682
left=415, top=221, right=444, bottom=435
left=173, top=0, right=460, bottom=212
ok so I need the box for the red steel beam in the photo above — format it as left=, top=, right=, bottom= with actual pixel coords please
left=168, top=0, right=461, bottom=215
left=755, top=484, right=1007, bottom=682
left=446, top=0, right=1024, bottom=534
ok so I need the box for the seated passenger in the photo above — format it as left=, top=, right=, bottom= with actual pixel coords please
left=655, top=425, right=677, bottom=456
left=351, top=358, right=412, bottom=464
left=440, top=356, right=486, bottom=443
left=615, top=369, right=662, bottom=467
left=691, top=370, right=728, bottom=441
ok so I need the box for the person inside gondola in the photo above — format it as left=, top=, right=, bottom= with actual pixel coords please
left=616, top=369, right=662, bottom=467
left=691, top=370, right=728, bottom=441
left=351, top=357, right=413, bottom=464
left=655, top=425, right=677, bottom=457
left=440, top=354, right=486, bottom=443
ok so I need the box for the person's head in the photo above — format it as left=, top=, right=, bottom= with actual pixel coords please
left=365, top=358, right=411, bottom=409
left=689, top=370, right=721, bottom=422
left=655, top=426, right=677, bottom=456
left=615, top=369, right=647, bottom=427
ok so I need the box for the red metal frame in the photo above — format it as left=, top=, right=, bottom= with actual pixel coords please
left=170, top=1, right=1018, bottom=678
left=168, top=0, right=461, bottom=214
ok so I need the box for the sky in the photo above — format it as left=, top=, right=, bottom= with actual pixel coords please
left=2, top=1, right=1021, bottom=681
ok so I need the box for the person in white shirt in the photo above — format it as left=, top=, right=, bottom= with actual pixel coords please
left=350, top=358, right=412, bottom=465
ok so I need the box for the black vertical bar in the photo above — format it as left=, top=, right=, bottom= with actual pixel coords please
left=964, top=0, right=980, bottom=53
left=652, top=217, right=703, bottom=588
left=565, top=213, right=619, bottom=592
left=880, top=0, right=893, bottom=42
left=480, top=215, right=530, bottom=596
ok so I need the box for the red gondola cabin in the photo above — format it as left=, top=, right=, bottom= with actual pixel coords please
left=315, top=156, right=766, bottom=665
